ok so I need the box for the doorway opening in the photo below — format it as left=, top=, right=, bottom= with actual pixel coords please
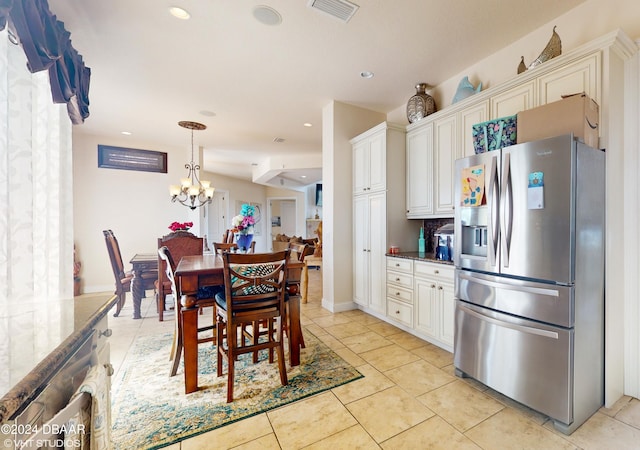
left=267, top=197, right=297, bottom=251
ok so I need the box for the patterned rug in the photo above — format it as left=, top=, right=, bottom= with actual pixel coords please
left=111, top=329, right=362, bottom=449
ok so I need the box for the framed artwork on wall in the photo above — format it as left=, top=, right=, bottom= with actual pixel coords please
left=97, top=145, right=167, bottom=173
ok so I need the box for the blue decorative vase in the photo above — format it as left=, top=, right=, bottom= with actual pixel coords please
left=236, top=233, right=254, bottom=252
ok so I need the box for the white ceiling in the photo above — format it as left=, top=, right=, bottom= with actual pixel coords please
left=47, top=0, right=584, bottom=189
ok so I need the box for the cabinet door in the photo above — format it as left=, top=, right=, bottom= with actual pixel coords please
left=368, top=192, right=387, bottom=313
left=459, top=101, right=489, bottom=158
left=439, top=281, right=455, bottom=347
left=353, top=140, right=369, bottom=195
left=434, top=114, right=457, bottom=215
left=415, top=277, right=438, bottom=338
left=537, top=52, right=600, bottom=105
left=368, top=131, right=387, bottom=193
left=490, top=81, right=535, bottom=118
left=353, top=195, right=369, bottom=306
left=406, top=123, right=433, bottom=217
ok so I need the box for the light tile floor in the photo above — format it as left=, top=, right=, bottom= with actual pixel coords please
left=107, top=270, right=640, bottom=449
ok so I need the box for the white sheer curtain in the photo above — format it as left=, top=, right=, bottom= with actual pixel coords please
left=0, top=29, right=74, bottom=302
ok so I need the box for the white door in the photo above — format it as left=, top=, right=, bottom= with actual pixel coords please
left=207, top=191, right=228, bottom=248
left=280, top=200, right=296, bottom=236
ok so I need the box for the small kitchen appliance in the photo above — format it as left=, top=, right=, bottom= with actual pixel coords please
left=434, top=223, right=454, bottom=261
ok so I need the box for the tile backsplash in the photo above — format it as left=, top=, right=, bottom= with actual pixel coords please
left=421, top=218, right=454, bottom=254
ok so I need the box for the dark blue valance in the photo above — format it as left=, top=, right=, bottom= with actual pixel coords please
left=0, top=0, right=90, bottom=124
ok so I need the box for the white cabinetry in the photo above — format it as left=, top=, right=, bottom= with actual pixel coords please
left=386, top=258, right=414, bottom=327
left=433, top=114, right=458, bottom=215
left=459, top=101, right=489, bottom=158
left=405, top=41, right=608, bottom=219
left=414, top=261, right=455, bottom=348
left=490, top=81, right=535, bottom=118
left=352, top=123, right=419, bottom=315
left=536, top=52, right=600, bottom=105
left=383, top=256, right=454, bottom=351
left=354, top=192, right=386, bottom=313
left=353, top=129, right=386, bottom=195
left=406, top=123, right=433, bottom=217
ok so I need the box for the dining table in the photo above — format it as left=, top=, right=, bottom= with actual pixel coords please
left=175, top=253, right=305, bottom=394
left=122, top=253, right=158, bottom=319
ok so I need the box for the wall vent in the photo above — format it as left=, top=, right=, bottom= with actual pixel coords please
left=307, top=0, right=359, bottom=23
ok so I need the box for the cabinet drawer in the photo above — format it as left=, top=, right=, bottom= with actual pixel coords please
left=386, top=270, right=413, bottom=289
left=387, top=298, right=413, bottom=327
left=386, top=285, right=413, bottom=304
left=415, top=261, right=454, bottom=281
left=387, top=257, right=413, bottom=273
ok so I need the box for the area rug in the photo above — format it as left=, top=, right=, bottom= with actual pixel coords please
left=111, top=329, right=363, bottom=449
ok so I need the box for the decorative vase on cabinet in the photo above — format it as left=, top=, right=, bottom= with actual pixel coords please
left=406, top=83, right=436, bottom=124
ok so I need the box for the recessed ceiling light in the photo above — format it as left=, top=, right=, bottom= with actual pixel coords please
left=303, top=122, right=313, bottom=127
left=169, top=6, right=190, bottom=20
left=199, top=110, right=216, bottom=117
left=253, top=5, right=282, bottom=25
left=360, top=71, right=374, bottom=79
left=121, top=131, right=132, bottom=135
left=300, top=175, right=307, bottom=179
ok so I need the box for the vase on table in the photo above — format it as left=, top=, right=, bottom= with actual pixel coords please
left=235, top=233, right=254, bottom=252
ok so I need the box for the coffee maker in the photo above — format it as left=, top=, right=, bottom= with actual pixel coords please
left=434, top=224, right=454, bottom=261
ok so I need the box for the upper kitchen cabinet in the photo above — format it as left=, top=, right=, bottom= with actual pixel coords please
left=353, top=124, right=388, bottom=195
left=490, top=81, right=535, bottom=118
left=536, top=52, right=600, bottom=105
left=406, top=122, right=433, bottom=217
left=460, top=100, right=490, bottom=158
left=405, top=110, right=465, bottom=219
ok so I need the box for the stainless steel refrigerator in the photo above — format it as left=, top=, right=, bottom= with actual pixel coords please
left=453, top=134, right=605, bottom=434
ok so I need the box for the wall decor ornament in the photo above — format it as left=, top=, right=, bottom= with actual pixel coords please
left=406, top=83, right=436, bottom=123
left=519, top=26, right=562, bottom=73
left=452, top=76, right=482, bottom=104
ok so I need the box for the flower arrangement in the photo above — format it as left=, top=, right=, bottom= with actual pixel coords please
left=168, top=221, right=193, bottom=232
left=231, top=204, right=258, bottom=235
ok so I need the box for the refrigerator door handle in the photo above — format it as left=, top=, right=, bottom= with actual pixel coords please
left=501, top=152, right=513, bottom=267
left=458, top=272, right=561, bottom=297
left=489, top=156, right=499, bottom=266
left=459, top=303, right=560, bottom=339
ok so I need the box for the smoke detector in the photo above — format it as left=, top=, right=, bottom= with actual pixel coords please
left=308, top=0, right=359, bottom=23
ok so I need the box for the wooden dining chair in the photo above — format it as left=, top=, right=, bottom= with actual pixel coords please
left=222, top=229, right=235, bottom=244
left=103, top=230, right=133, bottom=314
left=288, top=243, right=314, bottom=303
left=103, top=229, right=157, bottom=317
left=158, top=246, right=218, bottom=377
left=157, top=231, right=203, bottom=321
left=215, top=250, right=290, bottom=402
left=213, top=242, right=238, bottom=254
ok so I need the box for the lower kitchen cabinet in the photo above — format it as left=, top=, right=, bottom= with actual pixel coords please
left=384, top=257, right=454, bottom=351
left=415, top=261, right=455, bottom=348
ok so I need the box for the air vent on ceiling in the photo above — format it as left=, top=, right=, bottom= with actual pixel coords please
left=308, top=0, right=359, bottom=23
left=273, top=137, right=285, bottom=143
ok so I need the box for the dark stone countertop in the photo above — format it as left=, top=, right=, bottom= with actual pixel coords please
left=0, top=293, right=117, bottom=422
left=386, top=252, right=454, bottom=266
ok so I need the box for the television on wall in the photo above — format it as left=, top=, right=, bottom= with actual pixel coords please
left=315, top=183, right=322, bottom=206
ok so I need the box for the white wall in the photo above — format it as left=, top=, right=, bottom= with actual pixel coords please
left=322, top=102, right=385, bottom=312
left=73, top=133, right=268, bottom=292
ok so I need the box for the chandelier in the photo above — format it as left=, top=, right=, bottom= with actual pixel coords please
left=169, top=121, right=215, bottom=210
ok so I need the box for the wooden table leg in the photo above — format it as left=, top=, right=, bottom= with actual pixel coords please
left=288, top=295, right=302, bottom=366
left=301, top=262, right=308, bottom=304
left=131, top=272, right=144, bottom=319
left=181, top=302, right=199, bottom=394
